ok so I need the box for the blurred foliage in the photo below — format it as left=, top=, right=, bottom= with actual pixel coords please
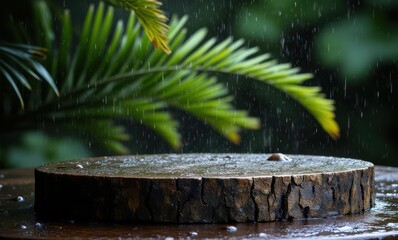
left=317, top=14, right=398, bottom=82
left=236, top=1, right=344, bottom=42
left=233, top=0, right=398, bottom=84
left=0, top=132, right=91, bottom=168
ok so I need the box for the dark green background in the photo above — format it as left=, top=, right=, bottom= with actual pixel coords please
left=1, top=0, right=397, bottom=167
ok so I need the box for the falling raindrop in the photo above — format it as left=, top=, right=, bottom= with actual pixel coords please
left=347, top=116, right=350, bottom=138
left=390, top=73, right=393, bottom=94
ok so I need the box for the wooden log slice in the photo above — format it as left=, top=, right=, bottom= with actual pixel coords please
left=35, top=154, right=375, bottom=223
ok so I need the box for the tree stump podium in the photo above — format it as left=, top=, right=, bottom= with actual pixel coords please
left=35, top=154, right=374, bottom=223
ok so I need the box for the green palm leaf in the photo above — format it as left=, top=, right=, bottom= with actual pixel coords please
left=103, top=0, right=171, bottom=54
left=0, top=42, right=59, bottom=109
left=5, top=2, right=339, bottom=153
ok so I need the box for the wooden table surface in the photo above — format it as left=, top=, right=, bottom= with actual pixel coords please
left=1, top=166, right=398, bottom=239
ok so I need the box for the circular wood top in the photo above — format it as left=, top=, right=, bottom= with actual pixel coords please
left=36, top=154, right=374, bottom=178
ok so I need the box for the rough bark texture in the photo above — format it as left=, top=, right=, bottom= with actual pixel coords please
left=35, top=158, right=375, bottom=223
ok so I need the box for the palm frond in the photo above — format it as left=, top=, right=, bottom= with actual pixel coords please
left=6, top=2, right=339, bottom=153
left=53, top=8, right=339, bottom=140
left=103, top=0, right=170, bottom=54
left=0, top=42, right=59, bottom=109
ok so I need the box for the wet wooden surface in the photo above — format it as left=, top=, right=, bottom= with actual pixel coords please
left=1, top=166, right=398, bottom=239
left=35, top=154, right=375, bottom=223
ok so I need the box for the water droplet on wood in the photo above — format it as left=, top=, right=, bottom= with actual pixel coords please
left=75, top=164, right=84, bottom=169
left=226, top=226, right=237, bottom=232
left=267, top=153, right=292, bottom=161
left=15, top=196, right=24, bottom=202
left=19, top=225, right=27, bottom=229
left=35, top=222, right=43, bottom=229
